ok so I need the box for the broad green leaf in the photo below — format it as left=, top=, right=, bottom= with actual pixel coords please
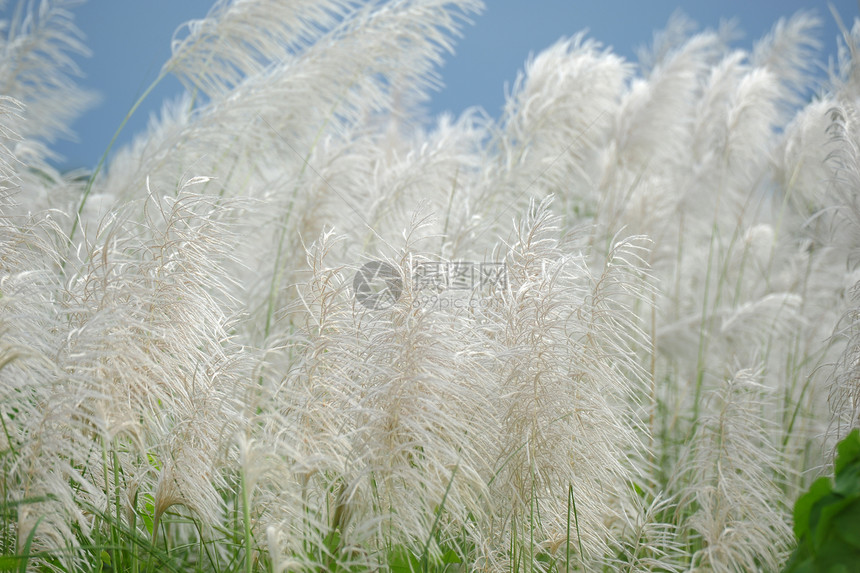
left=813, top=495, right=855, bottom=550
left=834, top=503, right=860, bottom=550
left=440, top=547, right=461, bottom=564
left=794, top=477, right=833, bottom=539
left=835, top=430, right=860, bottom=476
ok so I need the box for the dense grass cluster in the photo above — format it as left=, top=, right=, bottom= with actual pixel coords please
left=2, top=0, right=860, bottom=570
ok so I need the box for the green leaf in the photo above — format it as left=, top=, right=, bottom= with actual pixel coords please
left=388, top=545, right=421, bottom=573
left=440, top=547, right=461, bottom=564
left=785, top=431, right=860, bottom=572
left=324, top=530, right=342, bottom=558
left=835, top=430, right=860, bottom=477
left=794, top=477, right=833, bottom=539
left=0, top=495, right=58, bottom=512
left=835, top=461, right=860, bottom=498
left=812, top=531, right=860, bottom=572
left=782, top=546, right=814, bottom=573
left=18, top=515, right=44, bottom=573
left=814, top=495, right=855, bottom=550
left=834, top=501, right=860, bottom=550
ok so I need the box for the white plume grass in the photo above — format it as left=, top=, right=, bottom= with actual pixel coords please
left=3, top=1, right=860, bottom=571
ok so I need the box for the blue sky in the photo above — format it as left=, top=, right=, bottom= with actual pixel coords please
left=47, top=0, right=858, bottom=171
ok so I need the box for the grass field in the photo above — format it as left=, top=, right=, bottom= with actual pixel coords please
left=1, top=1, right=860, bottom=570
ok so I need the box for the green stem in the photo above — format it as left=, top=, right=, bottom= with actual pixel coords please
left=569, top=484, right=584, bottom=568
left=241, top=465, right=252, bottom=573
left=69, top=71, right=168, bottom=246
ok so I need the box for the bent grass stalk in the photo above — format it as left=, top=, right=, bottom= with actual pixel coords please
left=69, top=71, right=169, bottom=246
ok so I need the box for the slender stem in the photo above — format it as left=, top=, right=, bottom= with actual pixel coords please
left=261, top=115, right=331, bottom=344
left=241, top=465, right=253, bottom=573
left=565, top=484, right=571, bottom=573
left=569, top=484, right=584, bottom=567
left=68, top=71, right=169, bottom=246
